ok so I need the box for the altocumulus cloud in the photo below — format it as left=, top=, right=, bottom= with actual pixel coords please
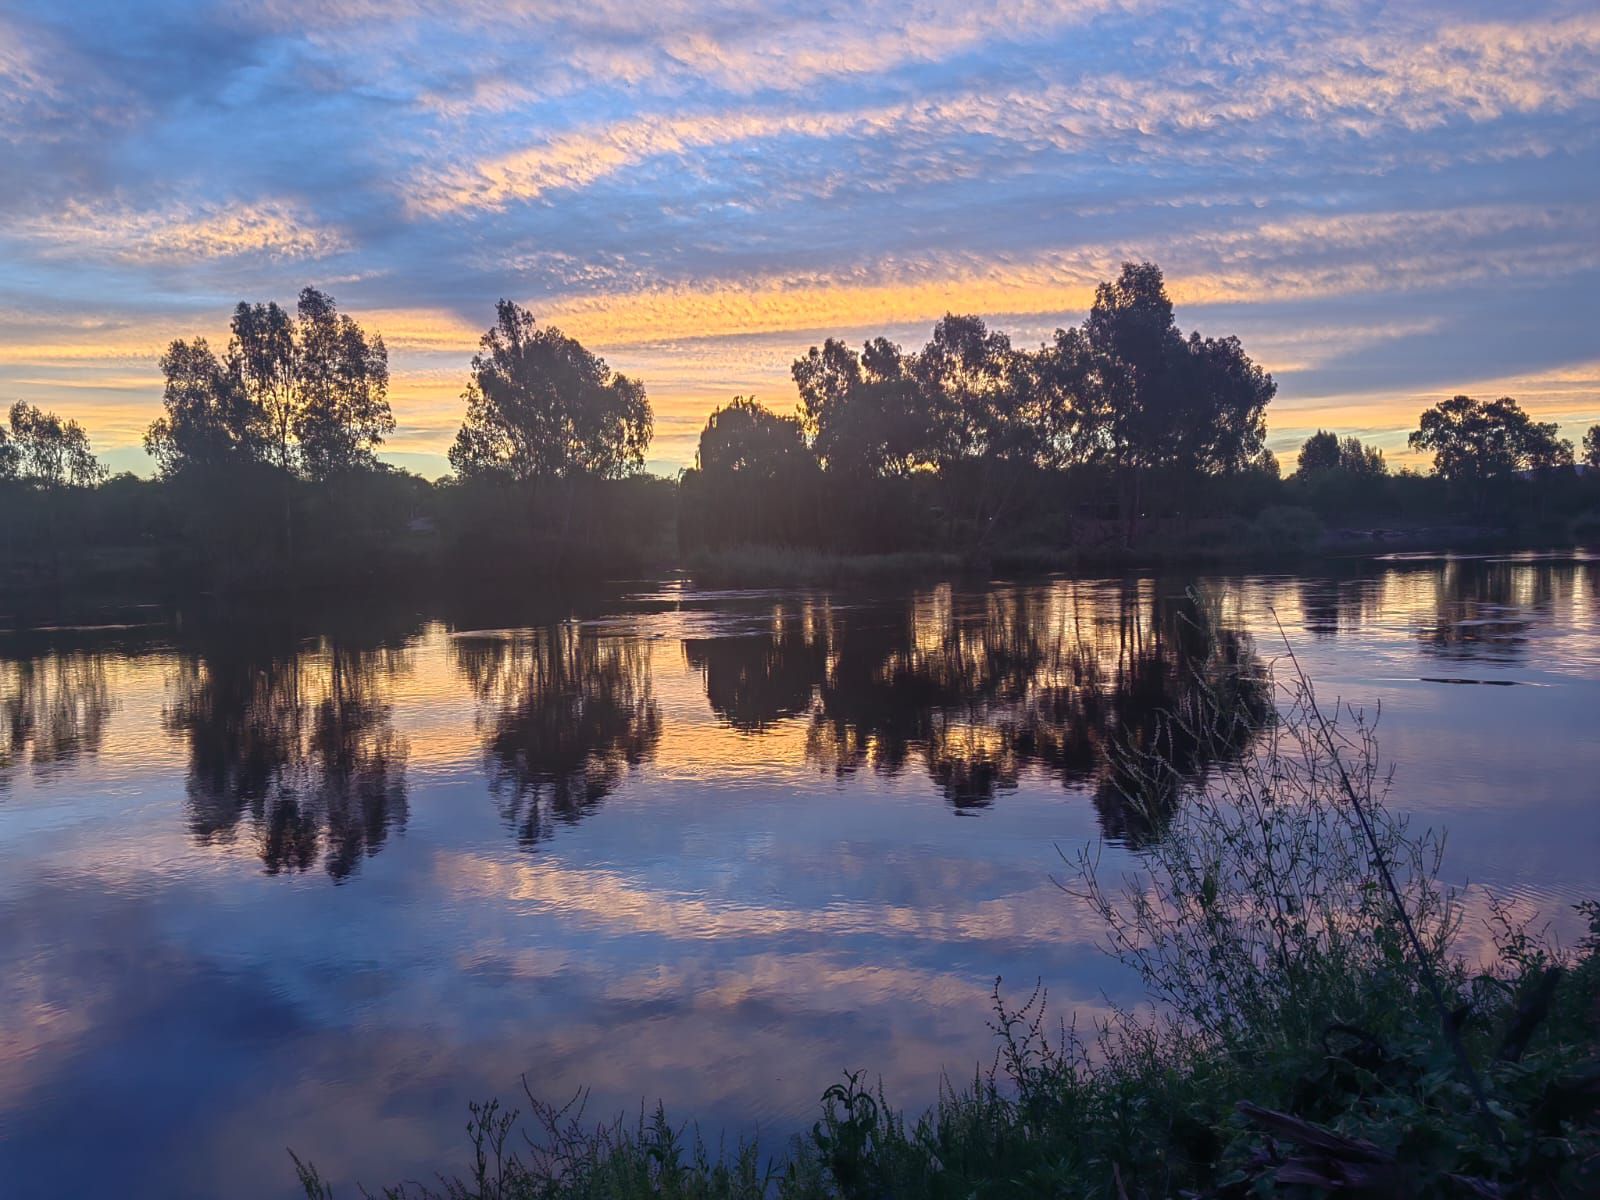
left=0, top=0, right=1596, bottom=475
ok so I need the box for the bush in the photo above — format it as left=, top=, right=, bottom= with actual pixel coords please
left=1246, top=505, right=1324, bottom=555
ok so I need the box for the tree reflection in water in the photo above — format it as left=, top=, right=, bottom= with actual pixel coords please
left=686, top=586, right=1270, bottom=844
left=0, top=651, right=112, bottom=789
left=164, top=638, right=411, bottom=880
left=455, top=625, right=661, bottom=848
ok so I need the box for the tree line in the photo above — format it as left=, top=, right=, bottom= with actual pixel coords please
left=4, top=262, right=1600, bottom=590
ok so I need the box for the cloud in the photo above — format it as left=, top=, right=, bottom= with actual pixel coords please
left=11, top=199, right=348, bottom=265
left=0, top=0, right=1594, bottom=472
left=405, top=12, right=1600, bottom=216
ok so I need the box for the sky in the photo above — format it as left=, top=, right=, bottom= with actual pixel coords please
left=1, top=0, right=1597, bottom=478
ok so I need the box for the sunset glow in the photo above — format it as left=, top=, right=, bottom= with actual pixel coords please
left=2, top=2, right=1597, bottom=474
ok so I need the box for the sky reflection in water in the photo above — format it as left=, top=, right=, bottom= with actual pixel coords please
left=1, top=554, right=1597, bottom=1198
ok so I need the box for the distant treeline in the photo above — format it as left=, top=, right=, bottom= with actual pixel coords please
left=3, top=264, right=1599, bottom=593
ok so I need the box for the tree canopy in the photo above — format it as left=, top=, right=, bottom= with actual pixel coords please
left=696, top=397, right=809, bottom=480
left=1583, top=424, right=1600, bottom=469
left=146, top=287, right=393, bottom=481
left=1409, top=395, right=1572, bottom=481
left=449, top=301, right=651, bottom=482
left=1296, top=430, right=1386, bottom=478
left=789, top=262, right=1274, bottom=490
left=5, top=401, right=104, bottom=488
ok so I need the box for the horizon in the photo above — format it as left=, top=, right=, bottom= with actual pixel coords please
left=3, top=2, right=1598, bottom=478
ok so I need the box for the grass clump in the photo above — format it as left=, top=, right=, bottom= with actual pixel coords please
left=295, top=669, right=1600, bottom=1199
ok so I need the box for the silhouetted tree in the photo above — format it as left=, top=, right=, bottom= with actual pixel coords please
left=449, top=300, right=650, bottom=481
left=914, top=314, right=1014, bottom=464
left=1338, top=436, right=1387, bottom=477
left=148, top=287, right=392, bottom=482
left=6, top=401, right=104, bottom=488
left=293, top=287, right=393, bottom=479
left=792, top=335, right=938, bottom=477
left=1583, top=424, right=1600, bottom=469
left=1297, top=430, right=1341, bottom=474
left=0, top=422, right=18, bottom=481
left=145, top=337, right=263, bottom=474
left=1047, top=263, right=1273, bottom=536
left=1297, top=430, right=1386, bottom=478
left=683, top=397, right=821, bottom=548
left=1409, top=395, right=1572, bottom=482
left=697, top=396, right=809, bottom=479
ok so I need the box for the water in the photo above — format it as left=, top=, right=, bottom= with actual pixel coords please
left=2, top=553, right=1597, bottom=1197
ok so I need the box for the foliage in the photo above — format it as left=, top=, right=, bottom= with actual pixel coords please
left=681, top=397, right=822, bottom=550
left=1076, top=263, right=1274, bottom=476
left=1583, top=424, right=1600, bottom=470
left=449, top=300, right=651, bottom=482
left=145, top=337, right=262, bottom=474
left=791, top=335, right=933, bottom=478
left=1410, top=395, right=1573, bottom=482
left=5, top=401, right=105, bottom=488
left=1246, top=504, right=1324, bottom=554
left=293, top=669, right=1600, bottom=1199
left=695, top=397, right=808, bottom=479
left=148, top=287, right=393, bottom=481
left=1296, top=429, right=1386, bottom=479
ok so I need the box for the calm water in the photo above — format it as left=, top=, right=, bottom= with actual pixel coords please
left=2, top=554, right=1598, bottom=1198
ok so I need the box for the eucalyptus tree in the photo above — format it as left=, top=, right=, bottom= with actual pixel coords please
left=6, top=401, right=105, bottom=488
left=145, top=337, right=264, bottom=475
left=1297, top=430, right=1341, bottom=474
left=449, top=300, right=651, bottom=482
left=1409, top=395, right=1571, bottom=481
left=791, top=335, right=932, bottom=478
left=687, top=396, right=818, bottom=547
left=148, top=287, right=392, bottom=482
left=1079, top=263, right=1274, bottom=479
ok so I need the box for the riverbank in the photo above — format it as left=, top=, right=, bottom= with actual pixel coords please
left=684, top=525, right=1595, bottom=587
left=294, top=677, right=1600, bottom=1199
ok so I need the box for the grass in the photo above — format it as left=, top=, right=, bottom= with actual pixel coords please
left=295, top=662, right=1600, bottom=1199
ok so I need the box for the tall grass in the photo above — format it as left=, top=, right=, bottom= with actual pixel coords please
left=296, top=665, right=1600, bottom=1199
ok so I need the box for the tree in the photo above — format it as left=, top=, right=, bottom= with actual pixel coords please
left=145, top=337, right=263, bottom=475
left=792, top=336, right=932, bottom=477
left=229, top=297, right=298, bottom=472
left=696, top=396, right=809, bottom=479
left=1297, top=430, right=1386, bottom=478
left=913, top=314, right=1014, bottom=464
left=1336, top=436, right=1388, bottom=478
left=0, top=421, right=18, bottom=481
left=1178, top=332, right=1275, bottom=473
left=147, top=287, right=393, bottom=481
left=293, top=287, right=393, bottom=479
left=686, top=397, right=819, bottom=548
left=1077, top=263, right=1273, bottom=475
left=1583, top=424, right=1600, bottom=469
left=1025, top=325, right=1112, bottom=467
left=1409, top=395, right=1571, bottom=481
left=449, top=301, right=651, bottom=481
left=1297, top=430, right=1341, bottom=474
left=7, top=401, right=105, bottom=488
